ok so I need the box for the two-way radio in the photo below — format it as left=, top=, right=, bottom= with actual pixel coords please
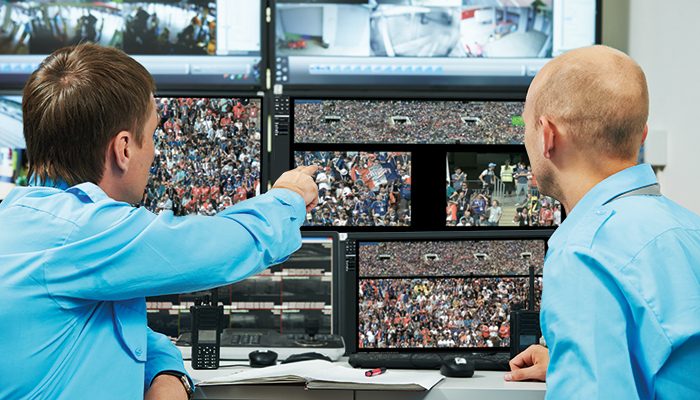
left=509, top=266, right=542, bottom=359
left=190, top=291, right=223, bottom=369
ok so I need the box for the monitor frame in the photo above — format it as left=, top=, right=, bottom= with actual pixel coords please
left=268, top=0, right=603, bottom=93
left=0, top=0, right=268, bottom=91
left=342, top=229, right=552, bottom=354
left=274, top=92, right=559, bottom=232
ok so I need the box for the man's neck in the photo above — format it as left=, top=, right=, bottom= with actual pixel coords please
left=559, top=159, right=638, bottom=213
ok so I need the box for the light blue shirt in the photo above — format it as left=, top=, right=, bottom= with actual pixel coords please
left=542, top=164, right=700, bottom=399
left=0, top=183, right=305, bottom=399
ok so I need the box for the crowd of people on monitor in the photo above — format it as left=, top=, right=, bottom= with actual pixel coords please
left=296, top=151, right=411, bottom=227
left=358, top=240, right=544, bottom=277
left=294, top=100, right=525, bottom=145
left=142, top=97, right=261, bottom=216
left=447, top=160, right=562, bottom=227
left=358, top=277, right=535, bottom=349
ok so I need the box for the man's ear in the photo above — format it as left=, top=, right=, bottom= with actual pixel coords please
left=112, top=131, right=132, bottom=173
left=539, top=116, right=557, bottom=160
left=641, top=124, right=649, bottom=144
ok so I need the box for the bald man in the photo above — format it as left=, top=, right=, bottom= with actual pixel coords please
left=504, top=45, right=700, bottom=399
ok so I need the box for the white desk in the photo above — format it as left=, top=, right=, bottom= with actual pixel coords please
left=185, top=358, right=546, bottom=400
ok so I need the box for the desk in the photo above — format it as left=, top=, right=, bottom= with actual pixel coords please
left=185, top=359, right=546, bottom=400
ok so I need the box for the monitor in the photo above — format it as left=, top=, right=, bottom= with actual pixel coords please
left=272, top=0, right=600, bottom=89
left=146, top=232, right=344, bottom=339
left=0, top=0, right=263, bottom=89
left=143, top=96, right=262, bottom=215
left=277, top=95, right=553, bottom=231
left=345, top=231, right=549, bottom=353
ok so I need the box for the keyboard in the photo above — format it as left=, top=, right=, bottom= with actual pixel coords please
left=349, top=351, right=511, bottom=371
left=176, top=329, right=345, bottom=361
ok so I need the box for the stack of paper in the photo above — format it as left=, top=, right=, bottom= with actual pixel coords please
left=197, top=360, right=444, bottom=391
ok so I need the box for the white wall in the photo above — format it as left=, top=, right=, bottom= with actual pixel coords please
left=624, top=0, right=700, bottom=214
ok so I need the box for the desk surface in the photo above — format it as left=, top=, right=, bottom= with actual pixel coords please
left=185, top=358, right=546, bottom=400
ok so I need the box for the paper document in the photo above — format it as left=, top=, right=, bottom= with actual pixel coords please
left=197, top=360, right=443, bottom=391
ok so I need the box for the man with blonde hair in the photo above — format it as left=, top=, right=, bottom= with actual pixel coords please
left=505, top=45, right=700, bottom=399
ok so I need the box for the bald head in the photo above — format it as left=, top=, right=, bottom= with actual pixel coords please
left=527, top=45, right=648, bottom=160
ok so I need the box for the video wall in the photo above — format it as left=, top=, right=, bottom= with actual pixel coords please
left=0, top=0, right=597, bottom=344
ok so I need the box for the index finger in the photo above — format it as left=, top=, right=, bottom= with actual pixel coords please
left=297, top=165, right=320, bottom=176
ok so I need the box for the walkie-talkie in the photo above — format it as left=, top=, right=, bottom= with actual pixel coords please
left=510, top=266, right=542, bottom=359
left=190, top=291, right=223, bottom=369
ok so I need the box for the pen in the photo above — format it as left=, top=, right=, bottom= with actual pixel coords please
left=365, top=367, right=387, bottom=377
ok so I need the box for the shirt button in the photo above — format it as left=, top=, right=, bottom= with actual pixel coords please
left=595, top=209, right=605, bottom=215
left=135, top=347, right=142, bottom=356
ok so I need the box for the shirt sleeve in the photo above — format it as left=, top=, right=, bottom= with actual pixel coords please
left=44, top=189, right=306, bottom=305
left=144, top=328, right=194, bottom=392
left=541, top=246, right=649, bottom=399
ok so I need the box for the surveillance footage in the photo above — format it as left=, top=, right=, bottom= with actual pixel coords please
left=358, top=239, right=545, bottom=277
left=358, top=276, right=532, bottom=349
left=447, top=152, right=562, bottom=227
left=294, top=99, right=525, bottom=145
left=142, top=97, right=261, bottom=216
left=276, top=0, right=553, bottom=58
left=295, top=151, right=412, bottom=227
left=0, top=1, right=219, bottom=55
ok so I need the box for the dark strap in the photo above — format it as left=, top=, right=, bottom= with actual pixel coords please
left=606, top=184, right=661, bottom=204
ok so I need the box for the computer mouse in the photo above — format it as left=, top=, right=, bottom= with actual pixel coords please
left=440, top=356, right=475, bottom=378
left=249, top=350, right=278, bottom=368
left=280, top=352, right=332, bottom=364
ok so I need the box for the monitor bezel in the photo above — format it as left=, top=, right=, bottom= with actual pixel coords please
left=344, top=229, right=552, bottom=354
left=280, top=93, right=559, bottom=232
left=268, top=0, right=603, bottom=93
left=0, top=0, right=268, bottom=91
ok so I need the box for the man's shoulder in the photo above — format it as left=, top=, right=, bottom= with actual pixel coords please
left=1, top=184, right=147, bottom=231
left=584, top=195, right=700, bottom=266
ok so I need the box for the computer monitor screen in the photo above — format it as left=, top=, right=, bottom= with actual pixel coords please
left=146, top=234, right=337, bottom=338
left=142, top=97, right=261, bottom=215
left=447, top=151, right=561, bottom=227
left=0, top=0, right=262, bottom=88
left=294, top=151, right=412, bottom=227
left=274, top=0, right=598, bottom=88
left=356, top=236, right=545, bottom=350
left=293, top=99, right=525, bottom=145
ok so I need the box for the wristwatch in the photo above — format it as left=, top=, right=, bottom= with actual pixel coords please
left=155, top=370, right=194, bottom=399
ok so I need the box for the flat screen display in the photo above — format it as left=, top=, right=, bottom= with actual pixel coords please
left=274, top=0, right=598, bottom=88
left=0, top=0, right=263, bottom=88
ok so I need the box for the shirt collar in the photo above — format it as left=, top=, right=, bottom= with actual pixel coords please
left=548, top=164, right=658, bottom=249
left=29, top=175, right=109, bottom=204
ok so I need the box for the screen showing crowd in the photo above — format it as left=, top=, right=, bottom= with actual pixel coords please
left=358, top=239, right=544, bottom=277
left=358, top=276, right=532, bottom=349
left=294, top=151, right=411, bottom=227
left=294, top=99, right=524, bottom=145
left=277, top=0, right=555, bottom=59
left=447, top=152, right=561, bottom=227
left=0, top=0, right=258, bottom=55
left=142, top=97, right=261, bottom=216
